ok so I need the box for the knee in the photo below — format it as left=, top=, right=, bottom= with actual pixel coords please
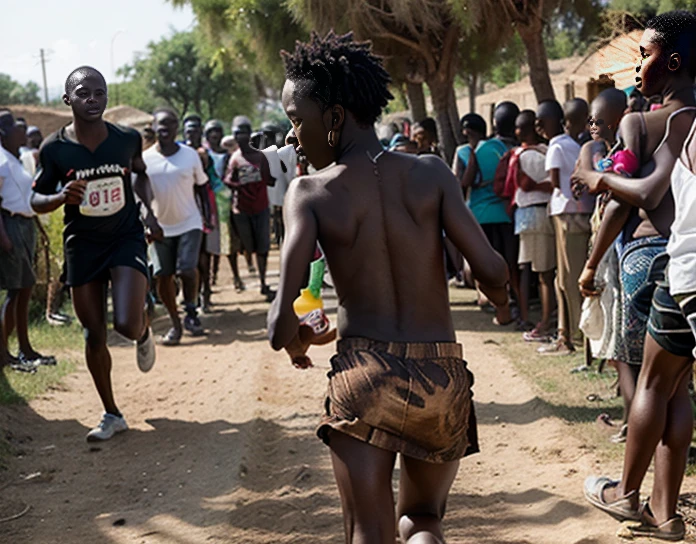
left=178, top=268, right=197, bottom=281
left=83, top=327, right=107, bottom=349
left=113, top=316, right=142, bottom=341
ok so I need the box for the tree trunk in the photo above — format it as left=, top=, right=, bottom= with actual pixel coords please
left=468, top=73, right=477, bottom=114
left=406, top=82, right=427, bottom=123
left=427, top=76, right=458, bottom=165
left=518, top=19, right=556, bottom=102
left=448, top=86, right=463, bottom=146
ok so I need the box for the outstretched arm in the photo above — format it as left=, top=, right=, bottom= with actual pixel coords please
left=268, top=177, right=318, bottom=351
left=432, top=157, right=509, bottom=306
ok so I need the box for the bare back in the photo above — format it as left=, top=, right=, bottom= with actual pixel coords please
left=308, top=152, right=453, bottom=342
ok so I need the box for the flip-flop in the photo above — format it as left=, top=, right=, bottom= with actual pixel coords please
left=160, top=328, right=182, bottom=346
left=619, top=503, right=685, bottom=541
left=583, top=476, right=641, bottom=522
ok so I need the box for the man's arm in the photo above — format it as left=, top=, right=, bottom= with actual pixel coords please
left=460, top=151, right=479, bottom=189
left=433, top=156, right=509, bottom=305
left=583, top=114, right=692, bottom=210
left=267, top=177, right=318, bottom=351
left=31, top=145, right=85, bottom=214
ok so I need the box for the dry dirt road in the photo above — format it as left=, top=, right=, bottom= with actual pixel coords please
left=1, top=256, right=694, bottom=543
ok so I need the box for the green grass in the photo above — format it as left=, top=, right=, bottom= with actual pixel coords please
left=1, top=318, right=83, bottom=405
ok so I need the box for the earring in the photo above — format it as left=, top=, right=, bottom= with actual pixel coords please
left=328, top=130, right=337, bottom=147
left=669, top=56, right=680, bottom=71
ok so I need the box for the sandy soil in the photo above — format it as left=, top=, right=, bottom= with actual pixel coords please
left=1, top=255, right=694, bottom=543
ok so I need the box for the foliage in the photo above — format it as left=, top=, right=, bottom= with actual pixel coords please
left=169, top=0, right=307, bottom=90
left=610, top=0, right=696, bottom=18
left=0, top=74, right=41, bottom=105
left=116, top=30, right=255, bottom=120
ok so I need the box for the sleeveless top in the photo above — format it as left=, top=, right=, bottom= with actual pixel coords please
left=667, top=116, right=696, bottom=296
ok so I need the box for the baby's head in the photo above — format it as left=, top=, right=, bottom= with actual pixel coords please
left=589, top=88, right=627, bottom=143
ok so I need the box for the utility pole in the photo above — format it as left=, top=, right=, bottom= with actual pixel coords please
left=40, top=49, right=49, bottom=105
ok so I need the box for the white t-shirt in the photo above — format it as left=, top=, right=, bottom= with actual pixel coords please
left=0, top=147, right=34, bottom=217
left=515, top=145, right=551, bottom=208
left=143, top=144, right=207, bottom=237
left=667, top=157, right=696, bottom=295
left=546, top=134, right=594, bottom=216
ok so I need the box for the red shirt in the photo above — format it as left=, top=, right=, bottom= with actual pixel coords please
left=227, top=149, right=270, bottom=215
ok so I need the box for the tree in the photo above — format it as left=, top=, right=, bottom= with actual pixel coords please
left=453, top=0, right=601, bottom=103
left=0, top=74, right=41, bottom=105
left=610, top=0, right=696, bottom=16
left=287, top=0, right=463, bottom=163
left=170, top=0, right=308, bottom=90
left=116, top=30, right=255, bottom=120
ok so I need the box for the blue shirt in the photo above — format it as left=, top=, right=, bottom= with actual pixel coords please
left=467, top=138, right=511, bottom=225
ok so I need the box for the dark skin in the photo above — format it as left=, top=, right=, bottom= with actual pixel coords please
left=224, top=124, right=275, bottom=294
left=29, top=71, right=162, bottom=416
left=152, top=111, right=208, bottom=335
left=574, top=28, right=696, bottom=298
left=269, top=78, right=509, bottom=543
left=514, top=114, right=556, bottom=332
left=0, top=119, right=44, bottom=365
left=573, top=33, right=696, bottom=527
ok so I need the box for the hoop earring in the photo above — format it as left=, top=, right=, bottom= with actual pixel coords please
left=328, top=130, right=337, bottom=148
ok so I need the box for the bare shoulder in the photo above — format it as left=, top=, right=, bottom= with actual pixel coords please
left=411, top=153, right=457, bottom=190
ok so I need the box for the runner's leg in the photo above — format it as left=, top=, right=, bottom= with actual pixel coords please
left=329, top=431, right=397, bottom=543
left=157, top=275, right=181, bottom=334
left=398, top=455, right=460, bottom=543
left=110, top=266, right=148, bottom=341
left=72, top=281, right=119, bottom=415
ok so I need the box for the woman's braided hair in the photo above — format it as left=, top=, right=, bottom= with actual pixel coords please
left=282, top=30, right=393, bottom=127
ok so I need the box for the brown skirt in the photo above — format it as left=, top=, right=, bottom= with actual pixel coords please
left=318, top=337, right=479, bottom=464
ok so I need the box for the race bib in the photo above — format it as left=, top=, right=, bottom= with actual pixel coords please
left=79, top=176, right=125, bottom=217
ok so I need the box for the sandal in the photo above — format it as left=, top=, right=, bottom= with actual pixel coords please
left=619, top=502, right=685, bottom=541
left=19, top=352, right=57, bottom=366
left=583, top=476, right=641, bottom=522
left=523, top=325, right=553, bottom=343
left=160, top=328, right=182, bottom=346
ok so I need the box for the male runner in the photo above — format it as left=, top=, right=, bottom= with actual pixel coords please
left=31, top=66, right=161, bottom=441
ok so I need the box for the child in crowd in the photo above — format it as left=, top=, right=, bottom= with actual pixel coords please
left=577, top=88, right=632, bottom=441
left=536, top=99, right=594, bottom=355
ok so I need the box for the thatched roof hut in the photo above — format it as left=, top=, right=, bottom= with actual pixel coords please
left=103, top=105, right=153, bottom=130
left=1, top=105, right=72, bottom=135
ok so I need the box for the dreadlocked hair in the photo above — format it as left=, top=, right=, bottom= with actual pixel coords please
left=646, top=10, right=696, bottom=78
left=281, top=30, right=393, bottom=127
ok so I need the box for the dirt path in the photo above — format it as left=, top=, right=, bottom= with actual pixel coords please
left=0, top=255, right=691, bottom=543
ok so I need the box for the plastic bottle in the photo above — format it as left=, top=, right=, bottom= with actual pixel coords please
left=293, top=258, right=330, bottom=335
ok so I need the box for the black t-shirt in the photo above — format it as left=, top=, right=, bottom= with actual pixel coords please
left=33, top=122, right=143, bottom=242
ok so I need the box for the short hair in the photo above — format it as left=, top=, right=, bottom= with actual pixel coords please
left=64, top=66, right=106, bottom=95
left=537, top=99, right=564, bottom=121
left=183, top=114, right=202, bottom=126
left=232, top=115, right=252, bottom=131
left=414, top=117, right=439, bottom=142
left=592, top=88, right=627, bottom=116
left=494, top=101, right=520, bottom=137
left=564, top=98, right=589, bottom=126
left=516, top=110, right=536, bottom=129
left=282, top=30, right=393, bottom=127
left=646, top=10, right=696, bottom=77
left=153, top=106, right=178, bottom=119
left=460, top=113, right=486, bottom=136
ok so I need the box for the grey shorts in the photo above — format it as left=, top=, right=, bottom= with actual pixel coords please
left=0, top=213, right=36, bottom=290
left=150, top=228, right=203, bottom=277
left=233, top=208, right=270, bottom=255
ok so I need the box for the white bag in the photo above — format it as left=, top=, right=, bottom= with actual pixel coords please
left=580, top=296, right=604, bottom=341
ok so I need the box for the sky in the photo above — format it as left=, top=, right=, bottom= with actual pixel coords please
left=1, top=0, right=197, bottom=100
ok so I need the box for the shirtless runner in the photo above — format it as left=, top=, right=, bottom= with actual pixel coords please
left=31, top=66, right=162, bottom=441
left=268, top=32, right=510, bottom=543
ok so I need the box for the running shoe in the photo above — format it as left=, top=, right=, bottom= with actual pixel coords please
left=183, top=314, right=205, bottom=336
left=86, top=413, right=128, bottom=442
left=9, top=356, right=38, bottom=374
left=19, top=352, right=57, bottom=366
left=136, top=328, right=156, bottom=373
left=46, top=312, right=72, bottom=326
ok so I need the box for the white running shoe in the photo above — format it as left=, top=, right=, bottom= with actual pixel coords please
left=86, top=413, right=128, bottom=442
left=136, top=327, right=156, bottom=373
